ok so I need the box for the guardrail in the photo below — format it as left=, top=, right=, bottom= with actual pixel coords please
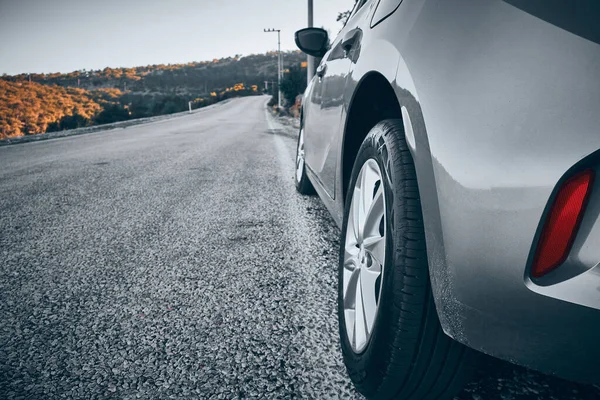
left=0, top=99, right=231, bottom=147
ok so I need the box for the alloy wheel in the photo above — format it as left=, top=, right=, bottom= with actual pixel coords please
left=343, top=159, right=386, bottom=353
left=296, top=129, right=305, bottom=183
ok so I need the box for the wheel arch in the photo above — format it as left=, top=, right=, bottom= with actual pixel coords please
left=341, top=72, right=403, bottom=206
left=340, top=68, right=462, bottom=343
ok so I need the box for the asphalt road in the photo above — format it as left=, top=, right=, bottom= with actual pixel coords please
left=1, top=96, right=599, bottom=399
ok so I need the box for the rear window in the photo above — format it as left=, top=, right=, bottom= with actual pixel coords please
left=504, top=0, right=600, bottom=44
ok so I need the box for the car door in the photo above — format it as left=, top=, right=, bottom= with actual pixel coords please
left=304, top=0, right=372, bottom=199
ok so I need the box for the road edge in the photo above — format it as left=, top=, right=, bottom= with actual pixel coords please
left=0, top=98, right=235, bottom=147
left=264, top=105, right=300, bottom=141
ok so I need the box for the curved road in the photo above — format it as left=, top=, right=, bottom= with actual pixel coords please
left=1, top=96, right=598, bottom=399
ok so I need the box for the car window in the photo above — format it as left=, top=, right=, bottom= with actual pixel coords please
left=352, top=0, right=369, bottom=17
left=357, top=0, right=369, bottom=11
left=345, top=0, right=368, bottom=26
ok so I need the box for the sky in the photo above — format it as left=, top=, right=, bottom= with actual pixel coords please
left=0, top=0, right=351, bottom=75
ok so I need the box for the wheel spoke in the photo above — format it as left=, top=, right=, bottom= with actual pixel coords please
left=343, top=267, right=360, bottom=309
left=363, top=184, right=384, bottom=239
left=344, top=244, right=359, bottom=262
left=350, top=186, right=363, bottom=242
left=361, top=268, right=381, bottom=334
left=361, top=164, right=378, bottom=219
left=344, top=309, right=355, bottom=347
left=354, top=275, right=368, bottom=350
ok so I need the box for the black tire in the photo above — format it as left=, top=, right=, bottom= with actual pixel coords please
left=295, top=127, right=315, bottom=195
left=338, top=120, right=475, bottom=400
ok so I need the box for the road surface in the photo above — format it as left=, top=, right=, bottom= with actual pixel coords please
left=1, top=96, right=598, bottom=399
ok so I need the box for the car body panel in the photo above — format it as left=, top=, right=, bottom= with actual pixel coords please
left=304, top=2, right=376, bottom=199
left=301, top=0, right=600, bottom=383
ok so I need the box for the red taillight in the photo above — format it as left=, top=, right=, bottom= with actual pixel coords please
left=532, top=169, right=595, bottom=278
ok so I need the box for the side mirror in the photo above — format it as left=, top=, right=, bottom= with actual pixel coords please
left=295, top=28, right=329, bottom=58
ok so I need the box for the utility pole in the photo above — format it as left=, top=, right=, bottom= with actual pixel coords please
left=307, top=0, right=315, bottom=83
left=264, top=28, right=282, bottom=108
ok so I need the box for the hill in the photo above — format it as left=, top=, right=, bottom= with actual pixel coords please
left=0, top=51, right=306, bottom=139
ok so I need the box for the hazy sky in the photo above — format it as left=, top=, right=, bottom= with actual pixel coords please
left=0, top=0, right=351, bottom=75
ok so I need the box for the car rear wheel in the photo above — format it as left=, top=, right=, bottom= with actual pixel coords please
left=338, top=120, right=475, bottom=400
left=295, top=127, right=315, bottom=194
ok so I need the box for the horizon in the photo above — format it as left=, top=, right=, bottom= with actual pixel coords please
left=1, top=50, right=305, bottom=77
left=0, top=0, right=349, bottom=76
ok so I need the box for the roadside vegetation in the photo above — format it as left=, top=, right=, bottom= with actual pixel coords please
left=0, top=51, right=306, bottom=139
left=269, top=63, right=308, bottom=118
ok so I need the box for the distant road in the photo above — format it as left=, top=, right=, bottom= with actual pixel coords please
left=1, top=96, right=598, bottom=399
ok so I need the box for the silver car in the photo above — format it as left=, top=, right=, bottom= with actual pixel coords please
left=293, top=0, right=600, bottom=399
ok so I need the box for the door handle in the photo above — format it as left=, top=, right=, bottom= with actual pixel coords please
left=316, top=64, right=327, bottom=78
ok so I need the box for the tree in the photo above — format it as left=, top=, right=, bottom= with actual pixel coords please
left=57, top=112, right=89, bottom=130
left=1, top=51, right=308, bottom=138
left=337, top=10, right=352, bottom=24
left=280, top=65, right=308, bottom=106
left=160, top=99, right=183, bottom=115
left=94, top=104, right=130, bottom=125
left=337, top=0, right=358, bottom=25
